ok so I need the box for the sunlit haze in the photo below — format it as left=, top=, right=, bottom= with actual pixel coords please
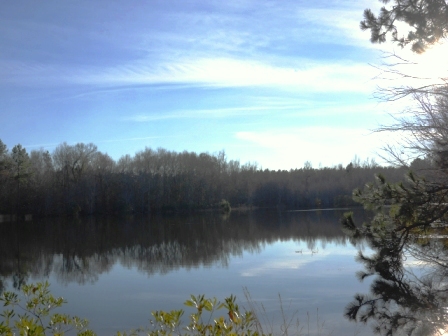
left=1, top=0, right=435, bottom=169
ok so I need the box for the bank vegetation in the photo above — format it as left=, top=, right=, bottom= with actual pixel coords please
left=0, top=140, right=407, bottom=217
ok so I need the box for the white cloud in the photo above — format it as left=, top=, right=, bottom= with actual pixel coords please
left=67, top=57, right=378, bottom=94
left=125, top=106, right=278, bottom=122
left=0, top=55, right=379, bottom=95
left=295, top=9, right=370, bottom=47
left=234, top=126, right=401, bottom=169
left=125, top=97, right=368, bottom=123
left=0, top=1, right=394, bottom=96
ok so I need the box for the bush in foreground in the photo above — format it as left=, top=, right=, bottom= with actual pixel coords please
left=0, top=282, right=272, bottom=336
left=0, top=281, right=94, bottom=336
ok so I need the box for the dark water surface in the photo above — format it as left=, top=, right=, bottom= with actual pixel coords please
left=0, top=209, right=375, bottom=335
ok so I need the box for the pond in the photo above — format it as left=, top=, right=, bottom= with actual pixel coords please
left=0, top=209, right=375, bottom=335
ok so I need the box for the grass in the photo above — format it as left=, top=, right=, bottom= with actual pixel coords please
left=243, top=288, right=332, bottom=336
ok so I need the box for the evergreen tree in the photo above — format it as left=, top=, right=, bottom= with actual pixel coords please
left=342, top=1, right=448, bottom=333
left=0, top=140, right=11, bottom=213
left=0, top=139, right=9, bottom=178
left=362, top=0, right=448, bottom=53
left=353, top=0, right=448, bottom=232
left=11, top=144, right=31, bottom=216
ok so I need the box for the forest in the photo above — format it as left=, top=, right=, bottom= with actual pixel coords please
left=0, top=139, right=409, bottom=217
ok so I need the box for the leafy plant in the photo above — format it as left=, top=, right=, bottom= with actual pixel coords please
left=0, top=281, right=95, bottom=336
left=118, top=294, right=263, bottom=336
left=1, top=283, right=325, bottom=336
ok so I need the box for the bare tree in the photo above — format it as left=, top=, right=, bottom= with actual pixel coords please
left=376, top=85, right=448, bottom=168
left=52, top=142, right=98, bottom=184
left=361, top=1, right=448, bottom=167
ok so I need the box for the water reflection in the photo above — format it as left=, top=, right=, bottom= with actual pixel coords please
left=0, top=209, right=358, bottom=288
left=344, top=217, right=448, bottom=335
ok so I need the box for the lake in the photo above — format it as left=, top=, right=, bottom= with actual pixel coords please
left=0, top=209, right=375, bottom=335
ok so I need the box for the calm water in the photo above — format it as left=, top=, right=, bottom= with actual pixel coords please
left=0, top=209, right=375, bottom=335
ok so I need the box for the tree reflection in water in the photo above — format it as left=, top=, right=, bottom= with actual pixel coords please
left=0, top=209, right=354, bottom=288
left=344, top=215, right=448, bottom=335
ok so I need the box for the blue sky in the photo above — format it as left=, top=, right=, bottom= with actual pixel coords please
left=2, top=0, right=435, bottom=169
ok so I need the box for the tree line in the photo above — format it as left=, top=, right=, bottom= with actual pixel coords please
left=0, top=139, right=407, bottom=217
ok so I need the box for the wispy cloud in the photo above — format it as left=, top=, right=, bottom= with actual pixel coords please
left=125, top=107, right=265, bottom=122
left=68, top=57, right=378, bottom=92
left=0, top=1, right=386, bottom=94
left=294, top=8, right=372, bottom=47
left=1, top=0, right=416, bottom=169
left=124, top=103, right=315, bottom=122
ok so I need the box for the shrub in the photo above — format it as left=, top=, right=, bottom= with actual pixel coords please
left=119, top=294, right=262, bottom=336
left=0, top=281, right=95, bottom=336
left=0, top=283, right=264, bottom=336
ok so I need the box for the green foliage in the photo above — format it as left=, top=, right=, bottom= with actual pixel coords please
left=346, top=2, right=448, bottom=333
left=11, top=144, right=32, bottom=185
left=119, top=294, right=263, bottom=336
left=0, top=281, right=95, bottom=336
left=361, top=0, right=448, bottom=53
left=0, top=140, right=9, bottom=176
left=0, top=283, right=272, bottom=336
left=343, top=171, right=448, bottom=237
left=342, top=170, right=448, bottom=334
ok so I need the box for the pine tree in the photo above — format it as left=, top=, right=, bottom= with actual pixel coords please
left=361, top=0, right=448, bottom=53
left=343, top=2, right=448, bottom=333
left=11, top=144, right=32, bottom=217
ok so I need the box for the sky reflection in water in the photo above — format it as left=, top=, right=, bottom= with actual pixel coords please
left=0, top=210, right=375, bottom=335
left=46, top=239, right=372, bottom=335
